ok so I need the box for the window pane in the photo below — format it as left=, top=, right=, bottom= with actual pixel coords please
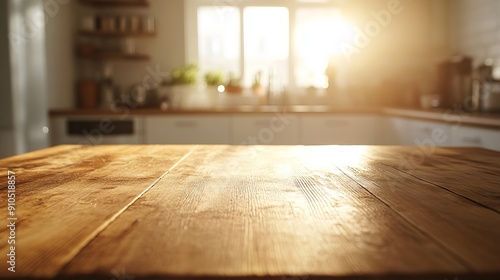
left=198, top=6, right=240, bottom=78
left=295, top=8, right=353, bottom=88
left=244, top=7, right=289, bottom=88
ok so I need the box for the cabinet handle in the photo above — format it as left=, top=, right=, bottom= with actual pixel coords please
left=174, top=121, right=198, bottom=128
left=462, top=136, right=482, bottom=145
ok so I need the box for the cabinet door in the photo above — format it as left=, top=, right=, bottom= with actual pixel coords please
left=452, top=126, right=500, bottom=151
left=407, top=120, right=452, bottom=147
left=301, top=115, right=379, bottom=145
left=145, top=116, right=230, bottom=144
left=382, top=117, right=411, bottom=145
left=232, top=114, right=299, bottom=145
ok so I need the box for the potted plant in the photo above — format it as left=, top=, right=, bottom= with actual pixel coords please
left=225, top=72, right=243, bottom=94
left=252, top=70, right=264, bottom=95
left=204, top=70, right=225, bottom=87
left=170, top=63, right=198, bottom=85
left=160, top=63, right=200, bottom=109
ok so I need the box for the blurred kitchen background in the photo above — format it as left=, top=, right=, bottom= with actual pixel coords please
left=1, top=0, right=500, bottom=158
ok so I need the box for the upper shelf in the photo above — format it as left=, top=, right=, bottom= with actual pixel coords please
left=78, top=52, right=150, bottom=61
left=80, top=30, right=155, bottom=37
left=79, top=0, right=149, bottom=7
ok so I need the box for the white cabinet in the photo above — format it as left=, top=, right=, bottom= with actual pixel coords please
left=301, top=115, right=380, bottom=145
left=51, top=113, right=500, bottom=151
left=407, top=119, right=452, bottom=147
left=145, top=116, right=230, bottom=144
left=452, top=125, right=500, bottom=151
left=232, top=114, right=299, bottom=145
left=382, top=117, right=412, bottom=145
left=383, top=117, right=452, bottom=147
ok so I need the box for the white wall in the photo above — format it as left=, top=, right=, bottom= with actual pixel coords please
left=109, top=0, right=186, bottom=90
left=45, top=0, right=76, bottom=109
left=338, top=0, right=451, bottom=93
left=453, top=0, right=500, bottom=66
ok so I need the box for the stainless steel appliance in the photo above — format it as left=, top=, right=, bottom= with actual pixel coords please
left=477, top=82, right=500, bottom=112
left=1, top=0, right=50, bottom=158
left=471, top=59, right=500, bottom=113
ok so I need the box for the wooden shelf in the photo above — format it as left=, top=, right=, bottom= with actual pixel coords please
left=79, top=0, right=149, bottom=7
left=80, top=30, right=155, bottom=37
left=78, top=52, right=150, bottom=61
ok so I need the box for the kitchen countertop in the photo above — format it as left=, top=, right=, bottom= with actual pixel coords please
left=49, top=106, right=500, bottom=129
left=48, top=106, right=381, bottom=115
left=384, top=107, right=500, bottom=129
left=1, top=145, right=499, bottom=279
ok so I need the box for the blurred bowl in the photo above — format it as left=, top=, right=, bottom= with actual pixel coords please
left=420, top=94, right=440, bottom=109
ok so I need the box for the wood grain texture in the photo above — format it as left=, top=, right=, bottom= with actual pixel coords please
left=327, top=146, right=500, bottom=271
left=364, top=146, right=500, bottom=212
left=62, top=146, right=493, bottom=279
left=0, top=145, right=195, bottom=278
left=0, top=145, right=499, bottom=280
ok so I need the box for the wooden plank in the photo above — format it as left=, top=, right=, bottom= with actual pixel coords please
left=365, top=146, right=500, bottom=212
left=0, top=145, right=195, bottom=278
left=329, top=146, right=500, bottom=272
left=62, top=146, right=467, bottom=279
left=79, top=0, right=150, bottom=7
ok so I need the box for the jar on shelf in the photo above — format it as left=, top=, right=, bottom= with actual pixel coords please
left=141, top=16, right=155, bottom=33
left=129, top=15, right=140, bottom=32
left=118, top=15, right=127, bottom=32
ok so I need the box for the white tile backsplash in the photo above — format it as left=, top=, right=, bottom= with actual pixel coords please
left=454, top=0, right=500, bottom=66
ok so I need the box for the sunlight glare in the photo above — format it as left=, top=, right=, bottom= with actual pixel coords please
left=295, top=9, right=355, bottom=87
left=297, top=146, right=369, bottom=168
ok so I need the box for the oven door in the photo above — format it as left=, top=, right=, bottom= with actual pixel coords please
left=50, top=116, right=144, bottom=145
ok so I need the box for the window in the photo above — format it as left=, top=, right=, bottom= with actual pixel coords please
left=186, top=0, right=353, bottom=90
left=243, top=7, right=289, bottom=88
left=197, top=6, right=240, bottom=78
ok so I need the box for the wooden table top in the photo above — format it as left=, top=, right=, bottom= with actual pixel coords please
left=0, top=145, right=499, bottom=280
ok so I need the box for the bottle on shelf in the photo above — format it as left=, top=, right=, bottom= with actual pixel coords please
left=100, top=63, right=115, bottom=109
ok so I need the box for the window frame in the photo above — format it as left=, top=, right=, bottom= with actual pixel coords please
left=185, top=0, right=339, bottom=90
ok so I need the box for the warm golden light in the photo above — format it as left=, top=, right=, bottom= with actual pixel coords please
left=295, top=13, right=355, bottom=57
left=295, top=146, right=369, bottom=167
left=294, top=9, right=356, bottom=88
